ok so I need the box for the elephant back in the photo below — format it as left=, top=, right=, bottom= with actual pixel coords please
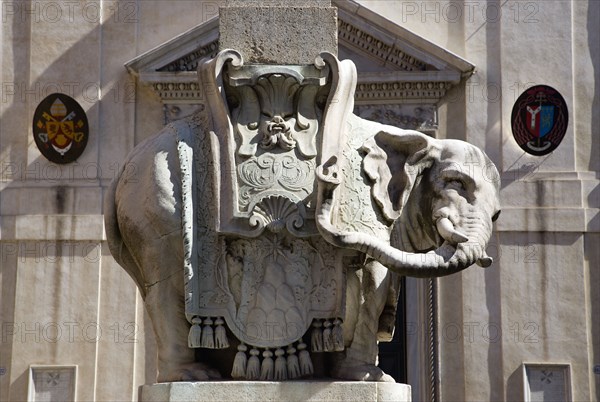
left=104, top=118, right=198, bottom=299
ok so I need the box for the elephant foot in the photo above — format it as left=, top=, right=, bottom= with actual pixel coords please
left=330, top=358, right=395, bottom=383
left=158, top=362, right=222, bottom=382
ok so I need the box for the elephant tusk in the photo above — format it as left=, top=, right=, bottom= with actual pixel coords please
left=436, top=217, right=469, bottom=244
left=476, top=253, right=493, bottom=268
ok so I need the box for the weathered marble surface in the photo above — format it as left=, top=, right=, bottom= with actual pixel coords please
left=139, top=381, right=411, bottom=402
left=219, top=4, right=337, bottom=64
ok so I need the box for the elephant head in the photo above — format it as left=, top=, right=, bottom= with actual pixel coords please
left=316, top=128, right=501, bottom=277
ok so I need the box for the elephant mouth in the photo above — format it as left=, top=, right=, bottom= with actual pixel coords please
left=435, top=217, right=469, bottom=244
left=431, top=215, right=493, bottom=268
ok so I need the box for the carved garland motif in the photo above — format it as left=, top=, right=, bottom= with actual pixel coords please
left=355, top=105, right=437, bottom=131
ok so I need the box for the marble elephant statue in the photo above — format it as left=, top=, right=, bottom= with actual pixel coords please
left=104, top=112, right=501, bottom=383
left=104, top=51, right=501, bottom=384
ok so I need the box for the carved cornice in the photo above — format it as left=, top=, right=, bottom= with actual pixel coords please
left=337, top=17, right=428, bottom=72
left=354, top=81, right=452, bottom=104
left=125, top=16, right=219, bottom=75
left=157, top=40, right=219, bottom=72
left=354, top=104, right=437, bottom=131
left=151, top=79, right=453, bottom=105
left=333, top=0, right=474, bottom=74
left=149, top=18, right=436, bottom=74
left=124, top=1, right=475, bottom=129
left=152, top=81, right=203, bottom=102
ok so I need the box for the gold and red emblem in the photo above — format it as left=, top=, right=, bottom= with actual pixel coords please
left=33, top=93, right=88, bottom=163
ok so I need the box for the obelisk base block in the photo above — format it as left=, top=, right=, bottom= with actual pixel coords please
left=139, top=381, right=411, bottom=401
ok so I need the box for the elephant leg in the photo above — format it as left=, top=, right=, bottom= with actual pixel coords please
left=378, top=271, right=402, bottom=341
left=140, top=232, right=221, bottom=382
left=332, top=260, right=395, bottom=382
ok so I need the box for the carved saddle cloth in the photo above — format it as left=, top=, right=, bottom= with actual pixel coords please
left=177, top=105, right=345, bottom=352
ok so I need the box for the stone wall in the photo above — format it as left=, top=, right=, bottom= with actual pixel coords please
left=0, top=1, right=221, bottom=400
left=1, top=1, right=598, bottom=401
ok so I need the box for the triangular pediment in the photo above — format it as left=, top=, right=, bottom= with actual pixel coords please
left=125, top=0, right=474, bottom=130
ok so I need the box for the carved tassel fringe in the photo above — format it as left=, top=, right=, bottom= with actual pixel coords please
left=260, top=349, right=274, bottom=380
left=231, top=343, right=248, bottom=379
left=214, top=317, right=229, bottom=349
left=274, top=348, right=287, bottom=381
left=286, top=345, right=300, bottom=379
left=297, top=342, right=313, bottom=376
left=187, top=317, right=202, bottom=348
left=311, top=320, right=323, bottom=352
left=322, top=320, right=333, bottom=352
left=232, top=342, right=313, bottom=380
left=201, top=317, right=215, bottom=348
left=332, top=318, right=344, bottom=351
left=246, top=348, right=260, bottom=380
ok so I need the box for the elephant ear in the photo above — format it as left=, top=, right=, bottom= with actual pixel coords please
left=361, top=129, right=435, bottom=222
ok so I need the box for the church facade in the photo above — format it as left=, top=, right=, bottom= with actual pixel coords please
left=1, top=1, right=598, bottom=400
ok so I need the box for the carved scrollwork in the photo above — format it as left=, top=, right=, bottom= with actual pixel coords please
left=237, top=154, right=316, bottom=210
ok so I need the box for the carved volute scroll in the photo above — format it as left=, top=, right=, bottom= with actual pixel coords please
left=197, top=50, right=357, bottom=238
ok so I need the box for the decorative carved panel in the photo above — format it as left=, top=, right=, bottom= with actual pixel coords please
left=28, top=365, right=77, bottom=402
left=523, top=364, right=572, bottom=402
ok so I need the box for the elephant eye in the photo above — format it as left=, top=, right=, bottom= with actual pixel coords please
left=445, top=179, right=466, bottom=191
left=440, top=169, right=473, bottom=193
left=492, top=210, right=501, bottom=222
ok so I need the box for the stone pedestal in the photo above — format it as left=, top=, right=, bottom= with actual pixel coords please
left=139, top=381, right=411, bottom=402
left=219, top=1, right=337, bottom=64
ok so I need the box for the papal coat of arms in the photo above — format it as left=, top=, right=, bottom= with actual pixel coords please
left=33, top=93, right=88, bottom=163
left=511, top=85, right=568, bottom=156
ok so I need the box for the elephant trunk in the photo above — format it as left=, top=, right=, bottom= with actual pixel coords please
left=315, top=165, right=490, bottom=277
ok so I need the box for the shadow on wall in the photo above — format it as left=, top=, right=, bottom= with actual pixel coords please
left=0, top=3, right=166, bottom=401
left=588, top=0, right=599, bottom=173
left=484, top=1, right=504, bottom=400
left=584, top=0, right=599, bottom=371
left=505, top=365, right=523, bottom=401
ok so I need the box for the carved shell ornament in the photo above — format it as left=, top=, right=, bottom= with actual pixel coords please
left=249, top=195, right=306, bottom=235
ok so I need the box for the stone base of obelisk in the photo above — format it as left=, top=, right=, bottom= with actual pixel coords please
left=139, top=381, right=411, bottom=401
